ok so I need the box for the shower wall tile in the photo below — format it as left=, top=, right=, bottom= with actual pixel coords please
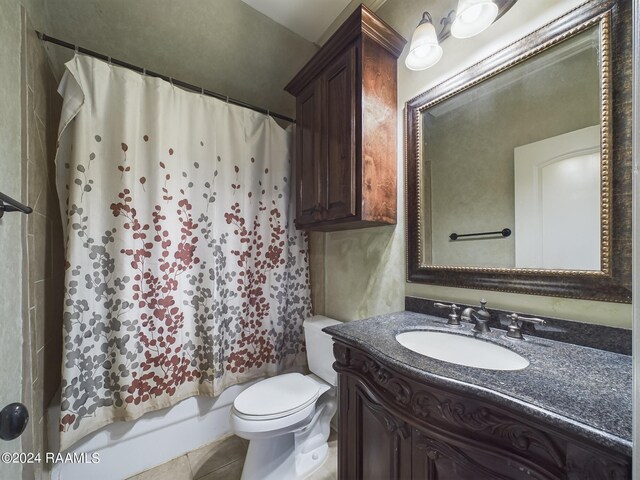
left=27, top=302, right=39, bottom=362
left=21, top=9, right=64, bottom=480
left=33, top=74, right=49, bottom=125
left=28, top=157, right=47, bottom=213
left=31, top=377, right=43, bottom=430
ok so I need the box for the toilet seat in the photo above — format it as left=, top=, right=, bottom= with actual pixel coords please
left=233, top=373, right=320, bottom=420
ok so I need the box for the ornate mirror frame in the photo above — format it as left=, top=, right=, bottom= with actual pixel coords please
left=406, top=0, right=632, bottom=303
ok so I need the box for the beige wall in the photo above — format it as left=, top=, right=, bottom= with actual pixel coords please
left=310, top=226, right=405, bottom=322
left=313, top=0, right=632, bottom=328
left=44, top=0, right=318, bottom=118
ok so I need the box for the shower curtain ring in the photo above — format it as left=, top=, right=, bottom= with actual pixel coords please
left=201, top=87, right=204, bottom=96
left=226, top=96, right=229, bottom=103
left=74, top=45, right=79, bottom=54
left=107, top=56, right=112, bottom=66
left=169, top=77, right=174, bottom=87
left=142, top=68, right=147, bottom=76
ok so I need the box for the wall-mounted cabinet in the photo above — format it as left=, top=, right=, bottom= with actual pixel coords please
left=285, top=6, right=405, bottom=231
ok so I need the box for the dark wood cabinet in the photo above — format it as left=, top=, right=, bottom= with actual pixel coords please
left=339, top=375, right=412, bottom=480
left=323, top=46, right=357, bottom=223
left=285, top=6, right=405, bottom=231
left=295, top=80, right=322, bottom=226
left=333, top=340, right=631, bottom=480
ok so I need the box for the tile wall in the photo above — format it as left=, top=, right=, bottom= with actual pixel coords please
left=21, top=10, right=65, bottom=480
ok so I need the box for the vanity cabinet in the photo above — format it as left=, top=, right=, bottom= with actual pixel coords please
left=333, top=341, right=631, bottom=480
left=285, top=6, right=405, bottom=231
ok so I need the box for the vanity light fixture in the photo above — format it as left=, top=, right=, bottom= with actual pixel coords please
left=405, top=0, right=513, bottom=71
left=405, top=12, right=443, bottom=71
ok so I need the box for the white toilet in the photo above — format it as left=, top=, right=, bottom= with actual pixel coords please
left=230, top=316, right=341, bottom=480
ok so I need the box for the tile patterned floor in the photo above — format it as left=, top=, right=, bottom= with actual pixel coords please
left=126, top=434, right=247, bottom=480
left=126, top=430, right=338, bottom=480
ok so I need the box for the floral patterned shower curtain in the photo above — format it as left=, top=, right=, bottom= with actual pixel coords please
left=55, top=55, right=311, bottom=451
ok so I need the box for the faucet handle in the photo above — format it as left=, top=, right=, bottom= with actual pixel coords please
left=506, top=313, right=545, bottom=340
left=475, top=298, right=490, bottom=320
left=434, top=302, right=461, bottom=326
left=507, top=313, right=545, bottom=325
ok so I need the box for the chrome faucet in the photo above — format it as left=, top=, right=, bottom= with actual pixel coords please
left=506, top=313, right=545, bottom=340
left=461, top=299, right=491, bottom=334
left=434, top=302, right=461, bottom=326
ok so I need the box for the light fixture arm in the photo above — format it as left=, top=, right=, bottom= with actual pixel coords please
left=418, top=11, right=434, bottom=26
left=438, top=10, right=456, bottom=42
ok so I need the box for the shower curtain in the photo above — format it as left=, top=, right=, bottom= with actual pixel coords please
left=55, top=55, right=311, bottom=451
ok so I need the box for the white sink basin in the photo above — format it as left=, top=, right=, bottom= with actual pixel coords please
left=396, top=331, right=529, bottom=371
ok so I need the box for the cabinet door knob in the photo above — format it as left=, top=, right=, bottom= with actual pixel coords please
left=0, top=403, right=29, bottom=441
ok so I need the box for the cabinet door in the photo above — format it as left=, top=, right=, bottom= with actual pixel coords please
left=295, top=80, right=322, bottom=227
left=340, top=376, right=411, bottom=480
left=412, top=428, right=553, bottom=480
left=322, top=45, right=357, bottom=222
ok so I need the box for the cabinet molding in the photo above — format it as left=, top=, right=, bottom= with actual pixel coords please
left=285, top=6, right=405, bottom=95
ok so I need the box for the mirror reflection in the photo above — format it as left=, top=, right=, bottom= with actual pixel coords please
left=422, top=26, right=602, bottom=270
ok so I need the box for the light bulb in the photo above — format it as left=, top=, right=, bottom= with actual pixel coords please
left=405, top=12, right=443, bottom=71
left=451, top=0, right=498, bottom=39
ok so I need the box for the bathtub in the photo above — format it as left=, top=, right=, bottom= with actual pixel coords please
left=46, top=381, right=257, bottom=480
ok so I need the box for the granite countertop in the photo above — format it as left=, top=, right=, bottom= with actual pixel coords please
left=324, top=311, right=632, bottom=455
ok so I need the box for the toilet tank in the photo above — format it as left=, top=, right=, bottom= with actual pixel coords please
left=304, top=315, right=341, bottom=386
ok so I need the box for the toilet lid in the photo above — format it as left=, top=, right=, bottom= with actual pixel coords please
left=233, top=373, right=320, bottom=418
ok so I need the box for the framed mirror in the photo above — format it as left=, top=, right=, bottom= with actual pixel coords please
left=406, top=0, right=631, bottom=303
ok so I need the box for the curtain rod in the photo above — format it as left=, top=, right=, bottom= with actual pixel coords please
left=36, top=31, right=296, bottom=124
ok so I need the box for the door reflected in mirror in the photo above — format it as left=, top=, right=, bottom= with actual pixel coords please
left=514, top=125, right=601, bottom=270
left=422, top=26, right=602, bottom=270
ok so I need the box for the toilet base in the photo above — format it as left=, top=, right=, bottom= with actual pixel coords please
left=240, top=434, right=329, bottom=480
left=296, top=442, right=329, bottom=479
left=239, top=389, right=336, bottom=480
